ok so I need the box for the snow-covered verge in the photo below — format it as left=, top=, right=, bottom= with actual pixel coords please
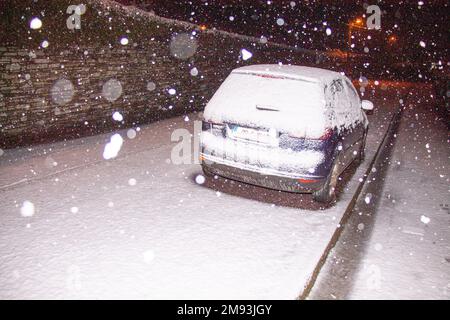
left=0, top=88, right=399, bottom=299
left=346, top=88, right=450, bottom=299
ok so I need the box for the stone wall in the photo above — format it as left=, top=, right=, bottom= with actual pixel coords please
left=0, top=0, right=344, bottom=148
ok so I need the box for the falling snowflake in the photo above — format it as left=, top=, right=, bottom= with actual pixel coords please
left=169, top=33, right=198, bottom=59
left=420, top=215, right=430, bottom=224
left=103, top=134, right=123, bottom=160
left=102, top=79, right=123, bottom=102
left=168, top=88, right=176, bottom=95
left=146, top=81, right=156, bottom=91
left=190, top=67, right=199, bottom=77
left=241, top=49, right=253, bottom=61
left=120, top=37, right=129, bottom=45
left=127, top=129, right=137, bottom=139
left=325, top=28, right=332, bottom=36
left=51, top=79, right=74, bottom=106
left=195, top=174, right=206, bottom=185
left=29, top=17, right=42, bottom=30
left=20, top=201, right=35, bottom=217
left=112, top=111, right=123, bottom=122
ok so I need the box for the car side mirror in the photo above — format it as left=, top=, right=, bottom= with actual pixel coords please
left=361, top=100, right=374, bottom=114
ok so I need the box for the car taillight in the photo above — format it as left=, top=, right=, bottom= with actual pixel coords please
left=316, top=128, right=334, bottom=140
left=288, top=128, right=333, bottom=140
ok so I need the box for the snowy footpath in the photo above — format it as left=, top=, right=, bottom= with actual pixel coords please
left=310, top=85, right=450, bottom=299
left=348, top=87, right=450, bottom=299
left=0, top=87, right=401, bottom=299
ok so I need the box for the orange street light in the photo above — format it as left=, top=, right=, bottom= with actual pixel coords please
left=199, top=24, right=207, bottom=31
left=388, top=35, right=397, bottom=43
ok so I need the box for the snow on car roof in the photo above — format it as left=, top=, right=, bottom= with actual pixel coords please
left=232, top=64, right=342, bottom=84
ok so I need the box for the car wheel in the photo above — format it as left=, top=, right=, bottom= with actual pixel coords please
left=357, top=133, right=367, bottom=162
left=312, top=160, right=339, bottom=203
left=201, top=165, right=214, bottom=178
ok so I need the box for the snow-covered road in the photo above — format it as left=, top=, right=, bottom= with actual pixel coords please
left=0, top=86, right=402, bottom=299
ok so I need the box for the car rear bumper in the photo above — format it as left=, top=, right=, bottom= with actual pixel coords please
left=200, top=153, right=326, bottom=193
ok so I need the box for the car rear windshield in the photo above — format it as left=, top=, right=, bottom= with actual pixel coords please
left=204, top=72, right=327, bottom=137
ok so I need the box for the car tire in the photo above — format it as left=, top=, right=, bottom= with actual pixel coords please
left=201, top=165, right=214, bottom=178
left=312, top=160, right=339, bottom=203
left=357, top=132, right=367, bottom=162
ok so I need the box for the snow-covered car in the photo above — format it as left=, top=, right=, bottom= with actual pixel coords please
left=200, top=65, right=374, bottom=203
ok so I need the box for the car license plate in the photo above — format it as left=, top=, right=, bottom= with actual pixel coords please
left=228, top=125, right=277, bottom=145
